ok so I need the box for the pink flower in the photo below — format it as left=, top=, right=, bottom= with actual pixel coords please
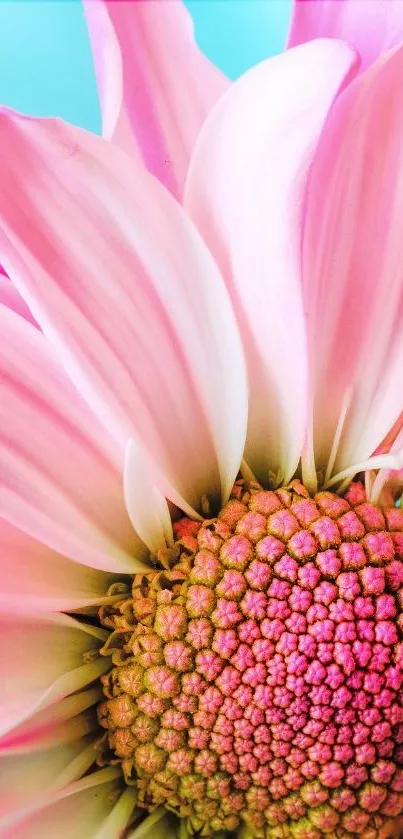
left=0, top=1, right=402, bottom=837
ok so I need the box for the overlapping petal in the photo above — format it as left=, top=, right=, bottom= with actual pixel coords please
left=0, top=306, right=147, bottom=574
left=127, top=809, right=177, bottom=839
left=124, top=439, right=174, bottom=555
left=0, top=520, right=122, bottom=613
left=84, top=0, right=229, bottom=199
left=300, top=45, right=403, bottom=485
left=91, top=787, right=137, bottom=839
left=0, top=736, right=96, bottom=823
left=288, top=0, right=403, bottom=71
left=368, top=423, right=403, bottom=506
left=0, top=113, right=247, bottom=512
left=185, top=39, right=358, bottom=486
left=0, top=773, right=125, bottom=839
left=0, top=688, right=100, bottom=756
left=0, top=274, right=37, bottom=326
left=0, top=613, right=109, bottom=737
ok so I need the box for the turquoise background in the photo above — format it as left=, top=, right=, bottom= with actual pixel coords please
left=0, top=0, right=291, bottom=133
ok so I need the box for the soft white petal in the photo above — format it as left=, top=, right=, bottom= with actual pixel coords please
left=124, top=439, right=173, bottom=555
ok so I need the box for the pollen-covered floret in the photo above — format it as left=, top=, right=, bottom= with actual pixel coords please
left=97, top=480, right=403, bottom=839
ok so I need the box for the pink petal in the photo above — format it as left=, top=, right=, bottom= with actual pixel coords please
left=0, top=275, right=37, bottom=326
left=0, top=519, right=119, bottom=613
left=185, top=39, right=358, bottom=486
left=84, top=0, right=229, bottom=199
left=0, top=113, right=247, bottom=511
left=301, top=45, right=403, bottom=482
left=0, top=613, right=108, bottom=737
left=1, top=775, right=122, bottom=839
left=288, top=0, right=403, bottom=71
left=0, top=736, right=96, bottom=823
left=373, top=411, right=403, bottom=455
left=0, top=688, right=100, bottom=756
left=0, top=307, right=147, bottom=573
left=369, top=424, right=403, bottom=506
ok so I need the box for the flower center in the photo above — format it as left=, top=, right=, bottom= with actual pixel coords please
left=96, top=480, right=403, bottom=839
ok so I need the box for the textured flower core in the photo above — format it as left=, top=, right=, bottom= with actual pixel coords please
left=97, top=480, right=403, bottom=838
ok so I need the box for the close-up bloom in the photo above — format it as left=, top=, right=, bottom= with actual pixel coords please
left=0, top=1, right=403, bottom=838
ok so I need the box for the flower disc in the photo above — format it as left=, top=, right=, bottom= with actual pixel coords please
left=97, top=480, right=403, bottom=839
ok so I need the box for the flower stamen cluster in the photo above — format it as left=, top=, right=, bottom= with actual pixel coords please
left=97, top=480, right=403, bottom=839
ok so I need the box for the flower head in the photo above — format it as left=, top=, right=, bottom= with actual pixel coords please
left=0, top=1, right=402, bottom=838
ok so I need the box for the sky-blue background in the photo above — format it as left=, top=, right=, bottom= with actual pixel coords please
left=0, top=1, right=292, bottom=133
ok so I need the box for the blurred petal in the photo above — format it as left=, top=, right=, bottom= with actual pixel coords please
left=0, top=613, right=108, bottom=737
left=0, top=275, right=37, bottom=326
left=369, top=425, right=403, bottom=505
left=83, top=0, right=123, bottom=145
left=0, top=688, right=100, bottom=756
left=288, top=0, right=403, bottom=71
left=124, top=439, right=174, bottom=555
left=301, top=46, right=403, bottom=482
left=92, top=787, right=137, bottom=839
left=374, top=411, right=403, bottom=455
left=0, top=774, right=122, bottom=839
left=0, top=519, right=121, bottom=613
left=84, top=0, right=229, bottom=199
left=127, top=809, right=175, bottom=839
left=185, top=39, right=358, bottom=486
left=0, top=736, right=96, bottom=822
left=0, top=306, right=147, bottom=573
left=0, top=113, right=247, bottom=511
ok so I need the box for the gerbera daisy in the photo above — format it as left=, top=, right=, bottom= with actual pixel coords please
left=0, top=1, right=402, bottom=838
